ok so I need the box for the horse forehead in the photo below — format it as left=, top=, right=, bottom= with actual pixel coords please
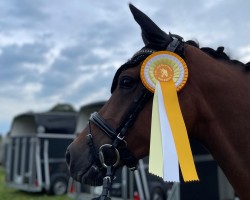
left=121, top=65, right=141, bottom=76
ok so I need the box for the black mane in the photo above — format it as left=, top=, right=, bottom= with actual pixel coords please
left=111, top=40, right=250, bottom=93
left=186, top=40, right=250, bottom=71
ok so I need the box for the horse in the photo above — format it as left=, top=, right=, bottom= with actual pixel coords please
left=66, top=4, right=250, bottom=200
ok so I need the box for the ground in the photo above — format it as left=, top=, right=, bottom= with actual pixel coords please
left=0, top=166, right=71, bottom=200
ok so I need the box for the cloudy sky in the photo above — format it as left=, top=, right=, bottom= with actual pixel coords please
left=1, top=0, right=250, bottom=135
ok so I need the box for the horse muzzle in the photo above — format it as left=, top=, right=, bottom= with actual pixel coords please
left=65, top=141, right=104, bottom=185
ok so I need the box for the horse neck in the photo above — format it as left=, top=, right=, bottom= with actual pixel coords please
left=184, top=45, right=250, bottom=198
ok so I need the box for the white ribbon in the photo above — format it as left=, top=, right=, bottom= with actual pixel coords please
left=157, top=82, right=179, bottom=182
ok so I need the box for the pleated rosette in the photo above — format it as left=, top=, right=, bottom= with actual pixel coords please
left=140, top=51, right=199, bottom=182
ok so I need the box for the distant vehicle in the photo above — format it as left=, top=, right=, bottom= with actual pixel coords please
left=4, top=109, right=77, bottom=195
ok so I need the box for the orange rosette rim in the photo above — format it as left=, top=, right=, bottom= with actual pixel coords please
left=140, top=51, right=188, bottom=93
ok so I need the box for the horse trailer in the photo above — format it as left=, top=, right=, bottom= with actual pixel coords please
left=4, top=110, right=77, bottom=195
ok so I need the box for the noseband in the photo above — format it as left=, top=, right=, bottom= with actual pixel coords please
left=86, top=37, right=184, bottom=200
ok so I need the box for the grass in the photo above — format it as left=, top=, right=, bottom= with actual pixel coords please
left=0, top=166, right=72, bottom=200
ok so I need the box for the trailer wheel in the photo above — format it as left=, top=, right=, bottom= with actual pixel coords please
left=151, top=187, right=166, bottom=200
left=49, top=177, right=68, bottom=195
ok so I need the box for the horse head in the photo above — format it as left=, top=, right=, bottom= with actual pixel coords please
left=66, top=4, right=202, bottom=187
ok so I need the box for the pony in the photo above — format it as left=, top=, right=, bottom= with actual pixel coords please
left=66, top=4, right=250, bottom=200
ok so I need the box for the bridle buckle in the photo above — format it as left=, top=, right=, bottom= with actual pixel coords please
left=117, top=133, right=125, bottom=140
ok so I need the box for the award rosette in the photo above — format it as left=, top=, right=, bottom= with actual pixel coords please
left=140, top=51, right=199, bottom=182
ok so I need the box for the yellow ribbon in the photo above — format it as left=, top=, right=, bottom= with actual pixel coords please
left=160, top=80, right=199, bottom=181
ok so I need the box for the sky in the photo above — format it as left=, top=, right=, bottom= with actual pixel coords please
left=1, top=0, right=250, bottom=135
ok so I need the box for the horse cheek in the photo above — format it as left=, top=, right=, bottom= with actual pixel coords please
left=128, top=99, right=152, bottom=158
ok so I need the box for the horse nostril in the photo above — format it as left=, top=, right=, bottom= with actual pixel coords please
left=65, top=149, right=71, bottom=166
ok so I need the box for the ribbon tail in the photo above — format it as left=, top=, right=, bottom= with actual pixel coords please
left=157, top=82, right=179, bottom=182
left=160, top=81, right=199, bottom=182
left=148, top=82, right=163, bottom=178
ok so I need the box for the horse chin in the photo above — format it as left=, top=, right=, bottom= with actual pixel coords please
left=81, top=164, right=104, bottom=186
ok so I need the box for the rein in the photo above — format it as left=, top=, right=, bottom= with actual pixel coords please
left=86, top=36, right=184, bottom=200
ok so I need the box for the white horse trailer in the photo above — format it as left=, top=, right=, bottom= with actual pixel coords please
left=4, top=111, right=77, bottom=195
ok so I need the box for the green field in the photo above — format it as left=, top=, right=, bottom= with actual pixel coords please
left=0, top=166, right=71, bottom=200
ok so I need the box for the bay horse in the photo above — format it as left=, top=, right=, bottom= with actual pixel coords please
left=66, top=4, right=250, bottom=200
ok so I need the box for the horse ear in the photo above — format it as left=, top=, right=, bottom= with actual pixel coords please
left=129, top=4, right=172, bottom=48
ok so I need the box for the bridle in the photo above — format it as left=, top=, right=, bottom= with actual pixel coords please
left=86, top=36, right=184, bottom=200
left=87, top=59, right=153, bottom=200
left=87, top=84, right=152, bottom=200
left=89, top=84, right=152, bottom=169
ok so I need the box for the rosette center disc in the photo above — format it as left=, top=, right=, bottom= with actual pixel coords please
left=154, top=64, right=173, bottom=82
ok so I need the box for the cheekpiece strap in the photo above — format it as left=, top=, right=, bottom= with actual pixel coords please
left=166, top=38, right=181, bottom=52
left=166, top=33, right=185, bottom=57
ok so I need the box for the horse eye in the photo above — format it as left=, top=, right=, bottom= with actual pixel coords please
left=119, top=77, right=135, bottom=89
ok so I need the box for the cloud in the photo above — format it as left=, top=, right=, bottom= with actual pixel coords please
left=0, top=42, right=50, bottom=91
left=0, top=0, right=49, bottom=31
left=238, top=45, right=250, bottom=63
left=1, top=0, right=250, bottom=135
left=0, top=43, right=49, bottom=67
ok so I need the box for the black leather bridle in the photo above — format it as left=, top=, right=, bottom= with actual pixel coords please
left=86, top=36, right=184, bottom=200
left=87, top=57, right=153, bottom=200
left=89, top=84, right=151, bottom=166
